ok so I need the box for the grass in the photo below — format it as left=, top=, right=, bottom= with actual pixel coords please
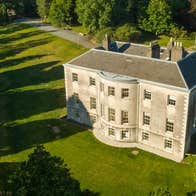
left=0, top=23, right=196, bottom=195
left=71, top=25, right=88, bottom=34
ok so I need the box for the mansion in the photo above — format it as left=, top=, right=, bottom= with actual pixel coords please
left=63, top=37, right=196, bottom=162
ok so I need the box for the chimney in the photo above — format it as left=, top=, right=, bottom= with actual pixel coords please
left=102, top=34, right=111, bottom=51
left=170, top=41, right=185, bottom=62
left=148, top=41, right=160, bottom=59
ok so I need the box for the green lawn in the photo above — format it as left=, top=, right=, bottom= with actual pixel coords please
left=0, top=23, right=196, bottom=195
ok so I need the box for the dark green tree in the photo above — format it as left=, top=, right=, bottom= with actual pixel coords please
left=36, top=0, right=52, bottom=20
left=49, top=0, right=76, bottom=27
left=76, top=0, right=115, bottom=32
left=22, top=0, right=37, bottom=17
left=139, top=0, right=173, bottom=35
left=0, top=2, right=8, bottom=25
left=9, top=145, right=97, bottom=196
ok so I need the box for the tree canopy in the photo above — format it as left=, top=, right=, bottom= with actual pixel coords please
left=139, top=0, right=173, bottom=35
left=0, top=0, right=196, bottom=37
left=9, top=145, right=96, bottom=196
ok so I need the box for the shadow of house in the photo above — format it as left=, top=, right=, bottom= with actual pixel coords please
left=188, top=133, right=196, bottom=154
left=67, top=96, right=93, bottom=128
left=0, top=117, right=90, bottom=157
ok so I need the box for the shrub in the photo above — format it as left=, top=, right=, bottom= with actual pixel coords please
left=95, top=27, right=114, bottom=43
left=114, top=24, right=142, bottom=42
left=170, top=25, right=187, bottom=38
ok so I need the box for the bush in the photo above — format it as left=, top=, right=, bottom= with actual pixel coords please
left=114, top=24, right=142, bottom=42
left=170, top=25, right=187, bottom=38
left=95, top=27, right=114, bottom=43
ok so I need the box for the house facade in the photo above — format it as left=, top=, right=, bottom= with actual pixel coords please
left=63, top=40, right=196, bottom=162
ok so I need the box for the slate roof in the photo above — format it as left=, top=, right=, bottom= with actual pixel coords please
left=178, top=52, right=196, bottom=89
left=68, top=49, right=189, bottom=89
left=123, top=43, right=150, bottom=57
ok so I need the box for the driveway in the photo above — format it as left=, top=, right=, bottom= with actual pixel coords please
left=16, top=18, right=97, bottom=49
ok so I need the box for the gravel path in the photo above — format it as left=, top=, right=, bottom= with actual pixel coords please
left=16, top=18, right=97, bottom=49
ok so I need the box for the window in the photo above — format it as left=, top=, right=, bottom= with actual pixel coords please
left=73, top=93, right=79, bottom=103
left=144, top=90, right=151, bottom=100
left=168, top=95, right=176, bottom=106
left=121, top=88, right=129, bottom=98
left=101, top=104, right=104, bottom=116
left=142, top=132, right=149, bottom=141
left=108, top=108, right=115, bottom=121
left=89, top=77, right=96, bottom=86
left=108, top=86, right=115, bottom=96
left=90, top=115, right=96, bottom=124
left=164, top=139, right=172, bottom=149
left=108, top=128, right=115, bottom=136
left=90, top=97, right=96, bottom=109
left=122, top=131, right=129, bottom=139
left=100, top=82, right=104, bottom=92
left=121, top=111, right=128, bottom=124
left=75, top=111, right=80, bottom=118
left=166, top=119, right=174, bottom=132
left=143, top=112, right=150, bottom=125
left=72, top=73, right=78, bottom=82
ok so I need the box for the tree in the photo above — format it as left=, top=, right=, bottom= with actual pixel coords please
left=114, top=23, right=141, bottom=42
left=139, top=0, right=173, bottom=35
left=36, top=0, right=52, bottom=20
left=22, top=0, right=37, bottom=17
left=76, top=0, right=115, bottom=32
left=49, top=0, right=76, bottom=27
left=0, top=2, right=8, bottom=25
left=9, top=145, right=96, bottom=196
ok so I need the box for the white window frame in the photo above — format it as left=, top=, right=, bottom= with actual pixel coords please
left=108, top=86, right=115, bottom=96
left=72, top=73, right=78, bottom=82
left=108, top=128, right=115, bottom=137
left=89, top=77, right=96, bottom=86
left=166, top=119, right=174, bottom=132
left=122, top=130, right=129, bottom=139
left=121, top=110, right=128, bottom=124
left=90, top=97, right=96, bottom=109
left=144, top=90, right=151, bottom=100
left=142, top=132, right=149, bottom=141
left=121, top=88, right=129, bottom=98
left=143, top=112, right=150, bottom=125
left=164, top=139, right=173, bottom=150
left=108, top=108, right=115, bottom=121
left=168, top=95, right=176, bottom=106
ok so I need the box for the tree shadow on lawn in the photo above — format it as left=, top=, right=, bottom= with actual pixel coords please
left=5, top=88, right=66, bottom=122
left=0, top=54, right=46, bottom=69
left=0, top=29, right=46, bottom=45
left=0, top=23, right=32, bottom=35
left=0, top=60, right=62, bottom=91
left=0, top=37, right=53, bottom=60
left=0, top=93, right=93, bottom=157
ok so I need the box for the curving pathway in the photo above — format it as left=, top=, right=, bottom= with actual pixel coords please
left=16, top=18, right=97, bottom=49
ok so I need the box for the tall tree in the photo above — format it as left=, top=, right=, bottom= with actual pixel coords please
left=9, top=145, right=96, bottom=195
left=0, top=2, right=8, bottom=25
left=76, top=0, right=115, bottom=32
left=49, top=0, right=76, bottom=27
left=36, top=0, right=52, bottom=20
left=139, top=0, right=173, bottom=35
left=22, top=0, right=37, bottom=17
